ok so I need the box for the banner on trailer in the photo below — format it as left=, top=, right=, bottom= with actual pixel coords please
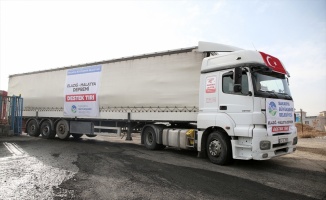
left=266, top=98, right=294, bottom=134
left=64, top=65, right=102, bottom=117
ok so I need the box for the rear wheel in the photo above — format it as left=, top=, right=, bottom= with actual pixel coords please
left=144, top=127, right=160, bottom=150
left=40, top=120, right=55, bottom=139
left=27, top=119, right=40, bottom=137
left=56, top=120, right=70, bottom=140
left=206, top=131, right=233, bottom=165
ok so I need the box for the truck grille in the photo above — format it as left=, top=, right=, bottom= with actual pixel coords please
left=273, top=132, right=290, bottom=136
left=273, top=142, right=289, bottom=148
left=274, top=148, right=288, bottom=155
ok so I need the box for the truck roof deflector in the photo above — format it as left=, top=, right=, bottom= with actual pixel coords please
left=198, top=41, right=243, bottom=52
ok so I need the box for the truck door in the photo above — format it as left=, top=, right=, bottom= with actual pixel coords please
left=218, top=69, right=254, bottom=137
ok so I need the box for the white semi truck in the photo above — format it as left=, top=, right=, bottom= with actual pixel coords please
left=8, top=42, right=297, bottom=165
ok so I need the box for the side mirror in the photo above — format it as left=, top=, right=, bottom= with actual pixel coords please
left=234, top=67, right=242, bottom=93
left=234, top=84, right=242, bottom=92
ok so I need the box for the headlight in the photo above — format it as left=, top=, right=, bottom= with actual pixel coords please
left=260, top=140, right=271, bottom=150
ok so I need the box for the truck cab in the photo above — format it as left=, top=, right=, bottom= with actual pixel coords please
left=197, top=48, right=297, bottom=164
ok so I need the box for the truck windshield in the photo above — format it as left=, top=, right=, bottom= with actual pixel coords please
left=251, top=69, right=292, bottom=100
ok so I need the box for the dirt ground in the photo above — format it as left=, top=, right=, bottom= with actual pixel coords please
left=0, top=133, right=325, bottom=200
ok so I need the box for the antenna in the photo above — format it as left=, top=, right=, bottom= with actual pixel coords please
left=252, top=42, right=257, bottom=51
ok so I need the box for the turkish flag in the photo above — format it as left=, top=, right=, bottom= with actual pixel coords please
left=259, top=52, right=287, bottom=75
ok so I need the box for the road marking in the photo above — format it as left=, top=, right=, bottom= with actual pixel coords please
left=3, top=142, right=27, bottom=156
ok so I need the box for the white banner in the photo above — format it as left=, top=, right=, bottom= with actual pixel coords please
left=266, top=98, right=294, bottom=134
left=64, top=65, right=102, bottom=117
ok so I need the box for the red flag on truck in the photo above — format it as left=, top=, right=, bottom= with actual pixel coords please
left=259, top=52, right=287, bottom=75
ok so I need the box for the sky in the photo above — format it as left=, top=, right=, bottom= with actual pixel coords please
left=0, top=0, right=325, bottom=116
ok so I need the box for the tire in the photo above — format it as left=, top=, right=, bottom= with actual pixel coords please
left=27, top=119, right=40, bottom=137
left=40, top=120, right=55, bottom=139
left=206, top=131, right=233, bottom=165
left=144, top=127, right=160, bottom=150
left=72, top=134, right=83, bottom=139
left=56, top=120, right=70, bottom=140
left=86, top=134, right=96, bottom=138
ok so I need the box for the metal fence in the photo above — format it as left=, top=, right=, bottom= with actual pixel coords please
left=0, top=95, right=23, bottom=135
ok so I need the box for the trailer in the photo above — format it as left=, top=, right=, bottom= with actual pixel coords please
left=8, top=41, right=297, bottom=165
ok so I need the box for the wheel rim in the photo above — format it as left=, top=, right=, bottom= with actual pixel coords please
left=29, top=122, right=37, bottom=135
left=42, top=125, right=50, bottom=136
left=58, top=124, right=65, bottom=135
left=30, top=125, right=36, bottom=132
left=209, top=139, right=222, bottom=157
left=146, top=132, right=153, bottom=144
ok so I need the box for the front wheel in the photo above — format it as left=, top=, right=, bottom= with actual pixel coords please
left=206, top=131, right=232, bottom=165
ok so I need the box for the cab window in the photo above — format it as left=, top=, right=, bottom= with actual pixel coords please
left=222, top=71, right=249, bottom=95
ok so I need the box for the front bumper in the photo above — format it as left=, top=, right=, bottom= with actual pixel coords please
left=251, top=126, right=297, bottom=160
left=231, top=126, right=297, bottom=160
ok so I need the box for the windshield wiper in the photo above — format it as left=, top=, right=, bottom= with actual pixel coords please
left=257, top=90, right=278, bottom=98
left=258, top=90, right=293, bottom=100
left=277, top=92, right=293, bottom=100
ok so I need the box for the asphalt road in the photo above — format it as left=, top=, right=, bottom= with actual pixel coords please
left=0, top=134, right=325, bottom=200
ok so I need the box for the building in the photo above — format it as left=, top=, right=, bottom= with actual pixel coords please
left=295, top=110, right=326, bottom=132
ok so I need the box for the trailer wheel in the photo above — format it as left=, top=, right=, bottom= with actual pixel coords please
left=72, top=134, right=83, bottom=139
left=144, top=127, right=160, bottom=150
left=27, top=119, right=40, bottom=137
left=56, top=120, right=70, bottom=140
left=40, top=120, right=55, bottom=139
left=206, top=131, right=232, bottom=165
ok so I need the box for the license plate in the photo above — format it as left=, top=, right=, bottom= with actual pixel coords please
left=279, top=138, right=288, bottom=143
